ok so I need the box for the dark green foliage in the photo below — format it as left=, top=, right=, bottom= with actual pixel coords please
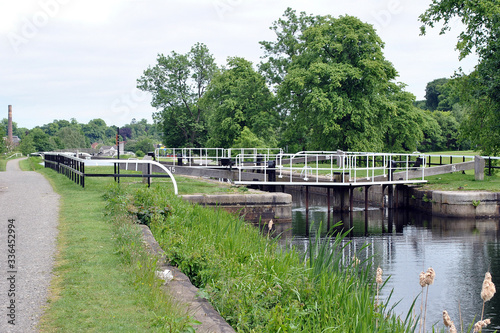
left=202, top=57, right=279, bottom=148
left=260, top=9, right=424, bottom=152
left=424, top=78, right=455, bottom=111
left=420, top=0, right=500, bottom=155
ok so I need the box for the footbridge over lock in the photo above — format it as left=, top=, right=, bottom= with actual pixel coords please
left=147, top=149, right=439, bottom=212
left=149, top=148, right=486, bottom=211
left=153, top=148, right=428, bottom=186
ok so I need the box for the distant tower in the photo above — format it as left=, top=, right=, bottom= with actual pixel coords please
left=7, top=105, right=13, bottom=143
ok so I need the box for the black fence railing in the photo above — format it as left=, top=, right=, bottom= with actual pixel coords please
left=44, top=153, right=86, bottom=187
left=44, top=153, right=173, bottom=188
left=425, top=155, right=500, bottom=176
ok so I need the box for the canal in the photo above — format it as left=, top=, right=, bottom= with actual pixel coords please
left=287, top=189, right=500, bottom=332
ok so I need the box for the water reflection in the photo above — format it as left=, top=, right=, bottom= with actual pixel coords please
left=287, top=190, right=500, bottom=332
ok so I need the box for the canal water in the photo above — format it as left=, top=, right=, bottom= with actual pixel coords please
left=287, top=189, right=500, bottom=332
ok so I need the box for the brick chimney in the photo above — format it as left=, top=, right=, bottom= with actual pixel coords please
left=7, top=105, right=13, bottom=143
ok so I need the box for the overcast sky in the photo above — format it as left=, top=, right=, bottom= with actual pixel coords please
left=1, top=0, right=477, bottom=129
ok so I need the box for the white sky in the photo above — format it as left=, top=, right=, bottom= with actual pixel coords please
left=0, top=0, right=477, bottom=129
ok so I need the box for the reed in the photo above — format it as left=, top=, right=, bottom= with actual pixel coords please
left=418, top=267, right=435, bottom=333
left=480, top=272, right=496, bottom=321
left=110, top=185, right=418, bottom=332
left=443, top=310, right=457, bottom=333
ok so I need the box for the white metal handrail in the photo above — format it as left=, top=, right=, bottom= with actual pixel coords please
left=233, top=151, right=426, bottom=185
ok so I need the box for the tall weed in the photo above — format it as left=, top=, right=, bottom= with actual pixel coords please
left=110, top=185, right=416, bottom=332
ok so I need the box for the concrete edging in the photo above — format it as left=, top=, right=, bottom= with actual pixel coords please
left=406, top=188, right=500, bottom=218
left=139, top=225, right=235, bottom=333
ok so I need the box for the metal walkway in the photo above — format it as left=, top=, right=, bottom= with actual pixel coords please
left=155, top=148, right=428, bottom=187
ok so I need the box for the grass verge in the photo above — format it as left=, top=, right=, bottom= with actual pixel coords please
left=420, top=170, right=500, bottom=192
left=21, top=157, right=194, bottom=332
left=106, top=184, right=417, bottom=332
left=0, top=157, right=6, bottom=171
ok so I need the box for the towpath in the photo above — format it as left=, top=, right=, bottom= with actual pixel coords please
left=0, top=158, right=59, bottom=332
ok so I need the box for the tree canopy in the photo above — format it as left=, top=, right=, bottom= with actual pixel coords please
left=420, top=0, right=500, bottom=154
left=137, top=43, right=217, bottom=147
left=260, top=9, right=423, bottom=152
left=202, top=57, right=278, bottom=148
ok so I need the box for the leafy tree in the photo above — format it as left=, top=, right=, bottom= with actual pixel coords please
left=135, top=137, right=154, bottom=154
left=57, top=127, right=87, bottom=149
left=413, top=100, right=427, bottom=110
left=261, top=9, right=423, bottom=152
left=0, top=127, right=6, bottom=154
left=424, top=78, right=450, bottom=111
left=417, top=111, right=442, bottom=152
left=259, top=8, right=324, bottom=87
left=232, top=126, right=266, bottom=148
left=384, top=89, right=424, bottom=152
left=40, top=119, right=71, bottom=136
left=119, top=127, right=133, bottom=140
left=138, top=43, right=217, bottom=147
left=0, top=118, right=18, bottom=137
left=105, top=125, right=118, bottom=145
left=82, top=119, right=108, bottom=143
left=26, top=128, right=55, bottom=152
left=202, top=57, right=278, bottom=148
left=18, top=135, right=35, bottom=155
left=420, top=0, right=500, bottom=154
left=431, top=110, right=460, bottom=150
left=16, top=127, right=29, bottom=139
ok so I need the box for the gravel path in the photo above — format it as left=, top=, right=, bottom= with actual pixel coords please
left=0, top=159, right=59, bottom=332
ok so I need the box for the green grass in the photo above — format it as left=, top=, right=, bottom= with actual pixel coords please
left=105, top=185, right=416, bottom=332
left=0, top=157, right=6, bottom=171
left=61, top=163, right=247, bottom=195
left=20, top=157, right=194, bottom=332
left=420, top=170, right=500, bottom=191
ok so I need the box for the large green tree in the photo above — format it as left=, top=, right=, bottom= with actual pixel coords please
left=261, top=9, right=422, bottom=152
left=82, top=119, right=108, bottom=143
left=57, top=127, right=87, bottom=149
left=202, top=57, right=278, bottom=148
left=424, top=78, right=457, bottom=111
left=420, top=0, right=500, bottom=154
left=137, top=43, right=217, bottom=147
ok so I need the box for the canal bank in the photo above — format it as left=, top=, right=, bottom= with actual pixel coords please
left=286, top=182, right=500, bottom=218
left=181, top=191, right=293, bottom=234
left=351, top=185, right=500, bottom=218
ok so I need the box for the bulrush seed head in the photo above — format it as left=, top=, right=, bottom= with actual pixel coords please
left=425, top=267, right=436, bottom=285
left=481, top=272, right=496, bottom=303
left=443, top=310, right=457, bottom=333
left=419, top=271, right=427, bottom=287
left=376, top=267, right=383, bottom=285
left=473, top=318, right=491, bottom=332
left=443, top=310, right=452, bottom=327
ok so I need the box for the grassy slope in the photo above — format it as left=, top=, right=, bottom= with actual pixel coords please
left=19, top=158, right=192, bottom=332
